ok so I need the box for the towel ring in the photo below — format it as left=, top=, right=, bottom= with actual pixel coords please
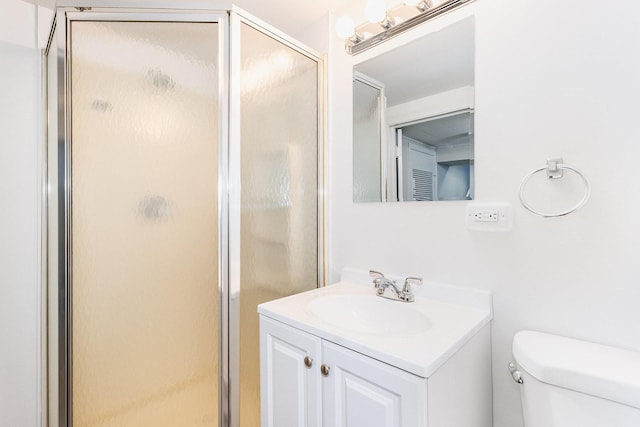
left=518, top=158, right=591, bottom=218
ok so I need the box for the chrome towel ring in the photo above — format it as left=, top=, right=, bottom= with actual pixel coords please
left=518, top=158, right=591, bottom=218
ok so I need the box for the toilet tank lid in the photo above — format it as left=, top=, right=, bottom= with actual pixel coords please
left=513, top=330, right=640, bottom=410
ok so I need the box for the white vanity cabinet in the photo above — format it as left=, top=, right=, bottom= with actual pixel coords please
left=322, top=338, right=426, bottom=427
left=258, top=274, right=493, bottom=427
left=259, top=315, right=322, bottom=427
left=260, top=316, right=426, bottom=427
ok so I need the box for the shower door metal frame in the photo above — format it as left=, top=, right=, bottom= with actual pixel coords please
left=227, top=10, right=326, bottom=427
left=44, top=5, right=326, bottom=427
left=44, top=7, right=231, bottom=427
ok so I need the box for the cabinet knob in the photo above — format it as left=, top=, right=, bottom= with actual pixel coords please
left=320, top=364, right=330, bottom=377
left=304, top=356, right=313, bottom=368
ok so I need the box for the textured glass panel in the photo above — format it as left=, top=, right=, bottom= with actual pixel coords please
left=238, top=23, right=319, bottom=427
left=71, top=21, right=219, bottom=427
left=353, top=79, right=382, bottom=202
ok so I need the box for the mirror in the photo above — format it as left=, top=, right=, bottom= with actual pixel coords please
left=353, top=17, right=475, bottom=203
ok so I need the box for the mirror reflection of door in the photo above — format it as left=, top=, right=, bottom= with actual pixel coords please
left=396, top=110, right=474, bottom=202
left=353, top=72, right=386, bottom=202
left=399, top=131, right=437, bottom=201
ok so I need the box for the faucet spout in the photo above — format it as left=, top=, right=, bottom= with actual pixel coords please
left=377, top=278, right=402, bottom=297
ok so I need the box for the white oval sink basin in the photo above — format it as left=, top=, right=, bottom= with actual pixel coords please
left=308, top=294, right=431, bottom=336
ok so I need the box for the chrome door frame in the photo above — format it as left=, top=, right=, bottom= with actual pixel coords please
left=228, top=9, right=325, bottom=427
left=44, top=7, right=230, bottom=427
left=44, top=5, right=326, bottom=427
left=43, top=9, right=70, bottom=426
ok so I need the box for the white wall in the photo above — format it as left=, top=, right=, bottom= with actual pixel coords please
left=328, top=1, right=640, bottom=426
left=0, top=1, right=41, bottom=426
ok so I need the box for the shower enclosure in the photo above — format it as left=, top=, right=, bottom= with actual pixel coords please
left=44, top=5, right=323, bottom=427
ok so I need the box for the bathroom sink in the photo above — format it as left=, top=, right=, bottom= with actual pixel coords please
left=258, top=273, right=493, bottom=377
left=308, top=294, right=431, bottom=336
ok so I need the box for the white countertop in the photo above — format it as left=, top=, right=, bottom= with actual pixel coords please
left=258, top=270, right=492, bottom=378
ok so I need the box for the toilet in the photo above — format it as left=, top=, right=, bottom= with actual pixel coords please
left=511, top=330, right=640, bottom=427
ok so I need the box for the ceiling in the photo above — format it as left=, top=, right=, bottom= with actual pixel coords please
left=22, top=0, right=354, bottom=36
left=354, top=16, right=474, bottom=107
left=402, top=111, right=472, bottom=147
left=234, top=0, right=351, bottom=35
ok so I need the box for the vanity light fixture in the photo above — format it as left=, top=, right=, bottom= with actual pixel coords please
left=364, top=0, right=394, bottom=29
left=337, top=0, right=473, bottom=55
left=404, top=0, right=433, bottom=12
left=335, top=15, right=364, bottom=43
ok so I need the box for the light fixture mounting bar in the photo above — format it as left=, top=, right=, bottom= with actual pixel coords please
left=348, top=0, right=473, bottom=55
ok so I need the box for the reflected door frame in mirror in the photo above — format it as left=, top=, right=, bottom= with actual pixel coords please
left=352, top=72, right=388, bottom=203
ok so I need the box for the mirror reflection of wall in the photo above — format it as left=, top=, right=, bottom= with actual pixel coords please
left=352, top=17, right=475, bottom=203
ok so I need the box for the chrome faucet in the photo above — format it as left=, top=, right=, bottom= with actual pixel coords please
left=369, top=270, right=423, bottom=302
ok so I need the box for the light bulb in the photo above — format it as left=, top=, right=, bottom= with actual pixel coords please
left=335, top=15, right=356, bottom=39
left=364, top=0, right=387, bottom=24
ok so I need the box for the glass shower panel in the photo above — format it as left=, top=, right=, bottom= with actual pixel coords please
left=238, top=22, right=319, bottom=427
left=71, top=21, right=219, bottom=426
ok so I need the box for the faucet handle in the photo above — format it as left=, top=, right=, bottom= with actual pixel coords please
left=369, top=270, right=384, bottom=279
left=369, top=270, right=385, bottom=289
left=402, top=276, right=423, bottom=292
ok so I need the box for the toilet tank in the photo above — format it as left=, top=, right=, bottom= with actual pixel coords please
left=512, top=331, right=640, bottom=427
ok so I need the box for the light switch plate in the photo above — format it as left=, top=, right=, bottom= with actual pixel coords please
left=466, top=202, right=512, bottom=232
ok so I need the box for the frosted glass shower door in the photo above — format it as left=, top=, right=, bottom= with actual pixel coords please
left=232, top=20, right=321, bottom=427
left=70, top=20, right=221, bottom=426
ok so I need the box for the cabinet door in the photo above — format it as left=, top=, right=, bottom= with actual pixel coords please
left=322, top=341, right=427, bottom=427
left=260, top=316, right=322, bottom=427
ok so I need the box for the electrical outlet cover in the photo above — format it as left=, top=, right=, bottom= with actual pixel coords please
left=466, top=202, right=512, bottom=232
